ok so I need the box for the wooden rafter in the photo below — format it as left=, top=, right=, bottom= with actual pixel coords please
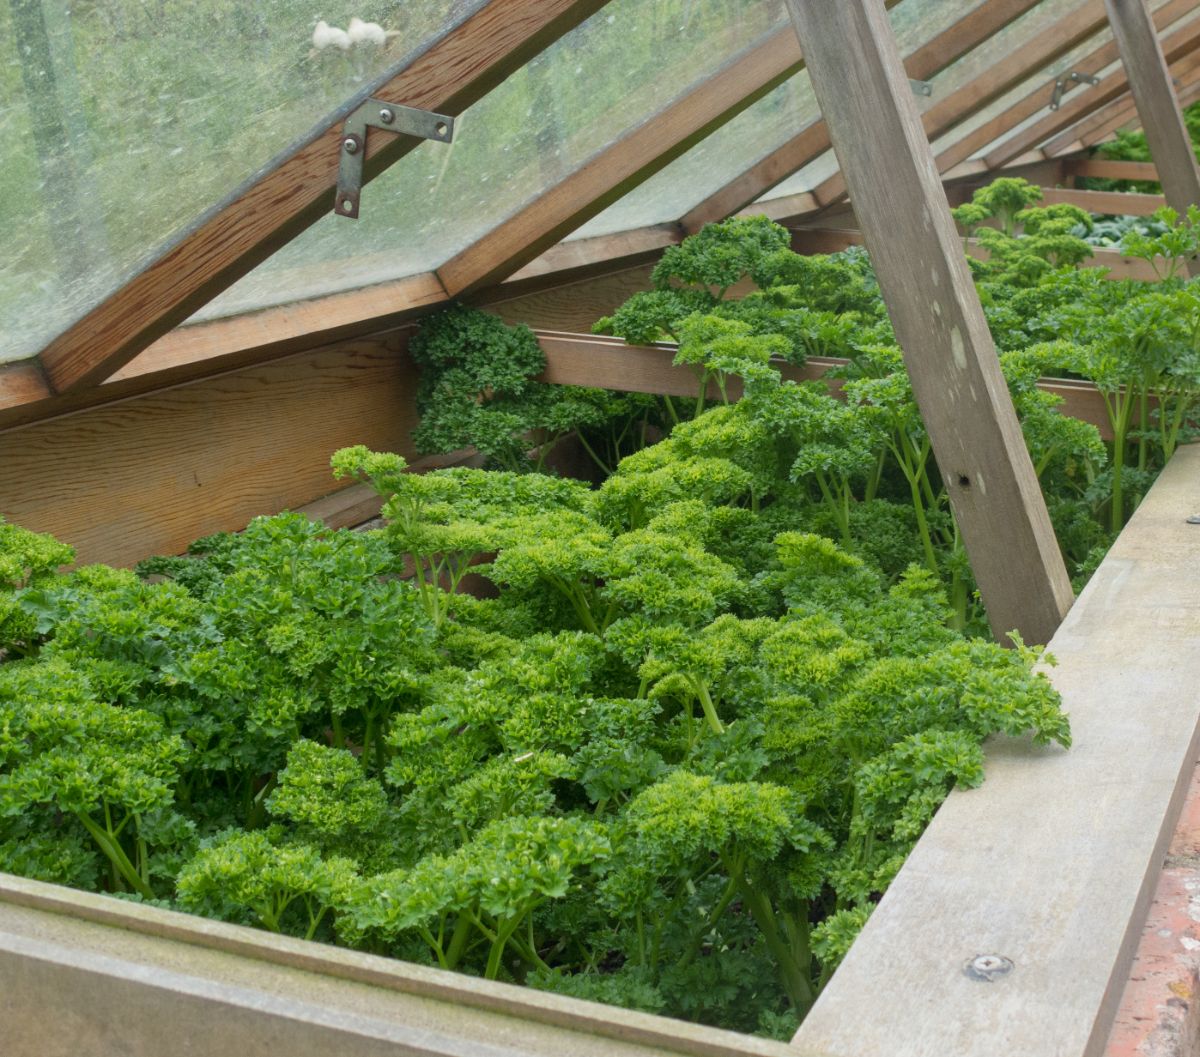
left=1046, top=46, right=1200, bottom=154
left=1077, top=69, right=1200, bottom=149
left=31, top=0, right=608, bottom=395
left=683, top=0, right=1110, bottom=232
left=983, top=13, right=1200, bottom=170
left=437, top=0, right=1042, bottom=297
left=435, top=24, right=808, bottom=297
left=934, top=0, right=1200, bottom=175
left=1042, top=46, right=1200, bottom=155
left=801, top=0, right=1200, bottom=218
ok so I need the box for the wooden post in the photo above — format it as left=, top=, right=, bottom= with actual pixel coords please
left=783, top=0, right=1074, bottom=645
left=1104, top=0, right=1200, bottom=223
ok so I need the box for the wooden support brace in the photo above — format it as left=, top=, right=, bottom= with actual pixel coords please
left=783, top=0, right=1074, bottom=645
left=1105, top=0, right=1200, bottom=227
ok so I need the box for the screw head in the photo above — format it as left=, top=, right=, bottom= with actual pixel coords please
left=343, top=136, right=359, bottom=154
left=1187, top=514, right=1200, bottom=524
left=379, top=107, right=395, bottom=125
left=964, top=954, right=1013, bottom=982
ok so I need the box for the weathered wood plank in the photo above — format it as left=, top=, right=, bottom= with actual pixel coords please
left=795, top=443, right=1200, bottom=1057
left=1039, top=186, right=1167, bottom=214
left=1063, top=159, right=1161, bottom=180
left=784, top=0, right=1074, bottom=645
left=0, top=874, right=794, bottom=1057
left=33, top=0, right=607, bottom=395
left=1104, top=0, right=1200, bottom=229
left=535, top=333, right=1115, bottom=439
left=0, top=337, right=422, bottom=568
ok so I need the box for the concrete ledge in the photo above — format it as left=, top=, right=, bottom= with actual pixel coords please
left=793, top=443, right=1200, bottom=1057
left=0, top=874, right=796, bottom=1057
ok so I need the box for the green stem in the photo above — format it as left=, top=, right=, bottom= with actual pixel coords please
left=77, top=812, right=155, bottom=900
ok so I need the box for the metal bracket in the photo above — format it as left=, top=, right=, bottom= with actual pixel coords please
left=1049, top=71, right=1101, bottom=111
left=910, top=78, right=933, bottom=98
left=334, top=98, right=454, bottom=219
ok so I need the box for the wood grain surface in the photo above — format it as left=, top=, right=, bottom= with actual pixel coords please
left=0, top=337, right=420, bottom=567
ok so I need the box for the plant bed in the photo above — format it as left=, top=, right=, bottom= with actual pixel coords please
left=3, top=194, right=1200, bottom=1047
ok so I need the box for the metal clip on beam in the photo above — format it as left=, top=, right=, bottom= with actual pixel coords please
left=334, top=98, right=454, bottom=218
left=1049, top=71, right=1101, bottom=111
left=910, top=78, right=933, bottom=98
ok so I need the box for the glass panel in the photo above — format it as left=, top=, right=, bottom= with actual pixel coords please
left=195, top=0, right=791, bottom=324
left=569, top=0, right=992, bottom=241
left=932, top=0, right=1187, bottom=164
left=0, top=0, right=487, bottom=364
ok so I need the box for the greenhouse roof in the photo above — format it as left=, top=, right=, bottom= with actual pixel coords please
left=2, top=0, right=1198, bottom=413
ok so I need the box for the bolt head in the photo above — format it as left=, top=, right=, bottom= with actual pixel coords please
left=379, top=107, right=395, bottom=125
left=964, top=953, right=1014, bottom=981
left=343, top=136, right=359, bottom=154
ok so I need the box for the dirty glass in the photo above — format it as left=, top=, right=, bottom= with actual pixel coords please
left=194, top=0, right=791, bottom=324
left=0, top=0, right=487, bottom=364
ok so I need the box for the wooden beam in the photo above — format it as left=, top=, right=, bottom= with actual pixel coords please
left=0, top=875, right=797, bottom=1057
left=32, top=0, right=607, bottom=395
left=435, top=26, right=808, bottom=298
left=1062, top=159, right=1161, bottom=180
left=535, top=332, right=1115, bottom=439
left=1038, top=186, right=1167, bottom=214
left=1042, top=46, right=1200, bottom=157
left=983, top=15, right=1200, bottom=171
left=935, top=0, right=1200, bottom=177
left=791, top=224, right=1170, bottom=280
left=795, top=444, right=1200, bottom=1057
left=784, top=0, right=1073, bottom=646
left=1105, top=0, right=1200, bottom=224
left=680, top=0, right=1052, bottom=234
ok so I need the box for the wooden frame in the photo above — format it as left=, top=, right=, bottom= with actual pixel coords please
left=1071, top=70, right=1200, bottom=150
left=782, top=0, right=1073, bottom=646
left=1105, top=0, right=1200, bottom=224
left=30, top=0, right=608, bottom=395
left=983, top=14, right=1200, bottom=171
left=795, top=444, right=1200, bottom=1057
left=934, top=0, right=1200, bottom=177
left=1042, top=45, right=1200, bottom=156
left=682, top=0, right=1057, bottom=234
left=688, top=0, right=1115, bottom=229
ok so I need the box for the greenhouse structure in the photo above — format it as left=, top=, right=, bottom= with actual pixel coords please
left=6, top=0, right=1200, bottom=1053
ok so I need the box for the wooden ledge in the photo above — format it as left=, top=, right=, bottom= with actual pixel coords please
left=795, top=443, right=1200, bottom=1057
left=0, top=873, right=794, bottom=1057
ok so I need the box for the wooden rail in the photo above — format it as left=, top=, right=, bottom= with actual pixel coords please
left=796, top=443, right=1200, bottom=1057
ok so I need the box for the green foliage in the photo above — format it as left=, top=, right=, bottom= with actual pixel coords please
left=23, top=190, right=1189, bottom=1036
left=409, top=305, right=660, bottom=474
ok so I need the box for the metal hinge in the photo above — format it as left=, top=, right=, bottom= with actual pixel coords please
left=910, top=78, right=933, bottom=98
left=1050, top=71, right=1101, bottom=110
left=334, top=98, right=454, bottom=218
